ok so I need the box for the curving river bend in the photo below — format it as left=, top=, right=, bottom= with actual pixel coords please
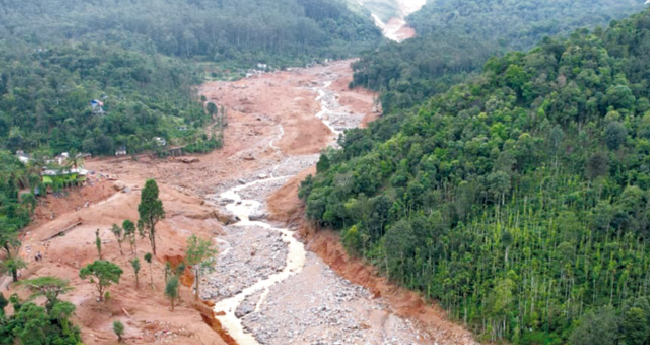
left=210, top=79, right=427, bottom=345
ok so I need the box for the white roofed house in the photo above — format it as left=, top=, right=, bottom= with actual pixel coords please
left=15, top=150, right=30, bottom=164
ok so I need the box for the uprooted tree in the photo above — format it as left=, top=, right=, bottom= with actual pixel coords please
left=138, top=179, right=165, bottom=255
left=79, top=261, right=123, bottom=302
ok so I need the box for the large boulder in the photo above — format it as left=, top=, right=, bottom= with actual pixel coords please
left=112, top=180, right=126, bottom=191
left=249, top=211, right=267, bottom=221
left=215, top=207, right=240, bottom=225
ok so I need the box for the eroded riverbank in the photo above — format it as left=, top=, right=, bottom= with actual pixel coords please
left=202, top=72, right=430, bottom=344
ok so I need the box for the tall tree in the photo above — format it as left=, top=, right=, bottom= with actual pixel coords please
left=144, top=252, right=154, bottom=288
left=95, top=229, right=102, bottom=260
left=122, top=220, right=136, bottom=255
left=0, top=221, right=26, bottom=282
left=184, top=235, right=217, bottom=300
left=138, top=179, right=165, bottom=255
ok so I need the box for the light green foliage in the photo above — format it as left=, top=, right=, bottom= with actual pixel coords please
left=185, top=235, right=217, bottom=300
left=138, top=179, right=165, bottom=255
left=19, top=277, right=73, bottom=312
left=95, top=228, right=102, bottom=260
left=79, top=261, right=123, bottom=302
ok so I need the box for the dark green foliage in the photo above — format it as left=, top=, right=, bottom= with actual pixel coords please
left=113, top=320, right=124, bottom=343
left=0, top=42, right=211, bottom=154
left=0, top=296, right=81, bottom=345
left=352, top=0, right=646, bottom=112
left=0, top=0, right=381, bottom=67
left=0, top=0, right=377, bottom=154
left=139, top=179, right=165, bottom=255
left=79, top=260, right=123, bottom=302
left=0, top=163, right=30, bottom=282
left=165, top=276, right=179, bottom=311
left=0, top=293, right=7, bottom=316
left=302, top=8, right=650, bottom=344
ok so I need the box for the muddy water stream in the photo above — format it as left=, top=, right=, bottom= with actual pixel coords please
left=214, top=176, right=306, bottom=345
left=212, top=81, right=337, bottom=345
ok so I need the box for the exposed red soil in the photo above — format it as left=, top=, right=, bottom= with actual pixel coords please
left=8, top=181, right=228, bottom=345
left=267, top=171, right=478, bottom=345
left=4, top=59, right=475, bottom=345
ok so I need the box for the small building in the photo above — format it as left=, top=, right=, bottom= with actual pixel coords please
left=154, top=137, right=167, bottom=147
left=41, top=168, right=89, bottom=189
left=16, top=150, right=30, bottom=164
left=177, top=126, right=188, bottom=131
left=91, top=99, right=105, bottom=114
left=115, top=146, right=127, bottom=156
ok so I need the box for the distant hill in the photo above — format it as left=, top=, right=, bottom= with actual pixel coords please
left=352, top=0, right=647, bottom=112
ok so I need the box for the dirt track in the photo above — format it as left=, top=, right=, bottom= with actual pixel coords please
left=5, top=60, right=477, bottom=345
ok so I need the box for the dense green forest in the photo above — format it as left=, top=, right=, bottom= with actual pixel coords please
left=0, top=0, right=382, bottom=66
left=0, top=0, right=382, bottom=155
left=0, top=40, right=215, bottom=155
left=302, top=7, right=650, bottom=344
left=351, top=0, right=647, bottom=112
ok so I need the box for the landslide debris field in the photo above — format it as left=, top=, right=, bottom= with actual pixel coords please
left=10, top=61, right=476, bottom=345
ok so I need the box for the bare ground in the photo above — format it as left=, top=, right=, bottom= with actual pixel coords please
left=4, top=60, right=476, bottom=345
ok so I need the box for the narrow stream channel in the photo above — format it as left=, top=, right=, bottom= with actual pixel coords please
left=212, top=81, right=337, bottom=344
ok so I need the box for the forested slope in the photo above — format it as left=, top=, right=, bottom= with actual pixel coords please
left=302, top=8, right=650, bottom=344
left=0, top=0, right=382, bottom=154
left=351, top=0, right=647, bottom=112
left=0, top=0, right=382, bottom=66
left=0, top=42, right=212, bottom=155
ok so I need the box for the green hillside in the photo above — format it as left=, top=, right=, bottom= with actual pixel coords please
left=302, top=8, right=650, bottom=344
left=351, top=0, right=647, bottom=112
left=0, top=0, right=383, bottom=155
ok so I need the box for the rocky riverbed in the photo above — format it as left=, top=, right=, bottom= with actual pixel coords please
left=202, top=78, right=430, bottom=345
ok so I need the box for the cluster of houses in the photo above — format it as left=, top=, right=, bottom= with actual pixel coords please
left=16, top=150, right=91, bottom=193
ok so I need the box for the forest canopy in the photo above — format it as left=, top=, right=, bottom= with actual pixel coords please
left=0, top=0, right=383, bottom=154
left=351, top=0, right=647, bottom=112
left=0, top=0, right=382, bottom=66
left=302, top=7, right=650, bottom=344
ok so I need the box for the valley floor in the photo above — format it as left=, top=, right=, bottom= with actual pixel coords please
left=5, top=60, right=476, bottom=345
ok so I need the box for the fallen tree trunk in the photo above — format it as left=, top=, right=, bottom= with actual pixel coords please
left=41, top=221, right=83, bottom=242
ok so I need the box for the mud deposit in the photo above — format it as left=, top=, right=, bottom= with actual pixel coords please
left=205, top=73, right=427, bottom=345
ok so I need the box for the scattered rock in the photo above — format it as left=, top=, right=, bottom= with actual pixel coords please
left=249, top=211, right=267, bottom=221
left=112, top=181, right=126, bottom=191
left=214, top=207, right=240, bottom=225
left=178, top=156, right=200, bottom=164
